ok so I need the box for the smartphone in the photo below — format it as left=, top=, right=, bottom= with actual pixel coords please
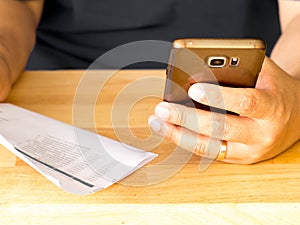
left=164, top=38, right=266, bottom=112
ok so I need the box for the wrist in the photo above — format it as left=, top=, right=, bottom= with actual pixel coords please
left=293, top=78, right=300, bottom=141
left=0, top=54, right=12, bottom=101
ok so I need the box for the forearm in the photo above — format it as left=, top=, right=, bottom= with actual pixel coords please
left=271, top=6, right=300, bottom=79
left=0, top=0, right=43, bottom=100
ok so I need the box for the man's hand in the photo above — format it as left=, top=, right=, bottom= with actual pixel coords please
left=149, top=57, right=300, bottom=164
left=0, top=0, right=44, bottom=101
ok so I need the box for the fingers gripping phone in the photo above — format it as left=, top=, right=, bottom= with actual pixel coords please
left=164, top=38, right=266, bottom=113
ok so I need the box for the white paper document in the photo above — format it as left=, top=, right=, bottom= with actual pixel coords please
left=0, top=104, right=157, bottom=195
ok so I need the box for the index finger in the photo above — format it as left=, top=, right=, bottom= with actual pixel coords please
left=188, top=83, right=273, bottom=119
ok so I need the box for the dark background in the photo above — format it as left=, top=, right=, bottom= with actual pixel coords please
left=26, top=0, right=281, bottom=70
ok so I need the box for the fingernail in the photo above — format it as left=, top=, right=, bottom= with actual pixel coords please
left=148, top=116, right=165, bottom=134
left=188, top=83, right=205, bottom=101
left=154, top=102, right=170, bottom=120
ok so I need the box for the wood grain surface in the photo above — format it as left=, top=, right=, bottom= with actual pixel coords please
left=1, top=70, right=299, bottom=224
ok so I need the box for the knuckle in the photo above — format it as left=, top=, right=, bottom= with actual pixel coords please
left=261, top=132, right=279, bottom=149
left=193, top=141, right=207, bottom=156
left=167, top=126, right=180, bottom=143
left=240, top=151, right=263, bottom=165
left=202, top=118, right=213, bottom=135
left=221, top=122, right=231, bottom=140
left=209, top=114, right=227, bottom=139
left=180, top=108, right=200, bottom=130
left=238, top=133, right=280, bottom=165
left=171, top=104, right=187, bottom=126
left=247, top=152, right=263, bottom=164
left=239, top=90, right=258, bottom=115
left=180, top=109, right=189, bottom=127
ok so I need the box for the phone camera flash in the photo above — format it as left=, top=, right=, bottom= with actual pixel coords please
left=230, top=57, right=239, bottom=66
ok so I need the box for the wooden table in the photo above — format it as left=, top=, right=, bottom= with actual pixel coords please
left=1, top=70, right=300, bottom=224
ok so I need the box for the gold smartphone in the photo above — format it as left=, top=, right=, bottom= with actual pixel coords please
left=164, top=38, right=266, bottom=112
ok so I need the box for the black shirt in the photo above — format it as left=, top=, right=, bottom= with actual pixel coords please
left=27, top=0, right=281, bottom=69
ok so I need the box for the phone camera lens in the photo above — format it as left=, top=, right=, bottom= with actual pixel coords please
left=208, top=56, right=227, bottom=68
left=211, top=59, right=224, bottom=66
